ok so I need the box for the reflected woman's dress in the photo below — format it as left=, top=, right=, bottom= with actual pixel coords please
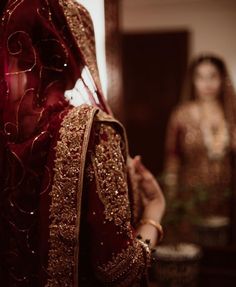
left=164, top=55, right=236, bottom=245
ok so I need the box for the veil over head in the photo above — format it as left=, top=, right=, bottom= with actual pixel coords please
left=181, top=53, right=236, bottom=136
left=0, top=0, right=110, bottom=142
left=0, top=0, right=110, bottom=284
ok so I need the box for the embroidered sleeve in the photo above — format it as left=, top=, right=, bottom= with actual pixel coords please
left=96, top=239, right=151, bottom=287
left=92, top=123, right=132, bottom=235
left=85, top=121, right=151, bottom=286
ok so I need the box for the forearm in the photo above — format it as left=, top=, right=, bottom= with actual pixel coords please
left=136, top=198, right=165, bottom=248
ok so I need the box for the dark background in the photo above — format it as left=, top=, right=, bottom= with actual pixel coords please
left=122, top=31, right=189, bottom=175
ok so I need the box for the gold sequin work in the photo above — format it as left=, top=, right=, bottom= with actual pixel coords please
left=46, top=105, right=98, bottom=286
left=58, top=0, right=102, bottom=92
left=91, top=118, right=132, bottom=236
left=165, top=102, right=231, bottom=192
left=96, top=239, right=151, bottom=286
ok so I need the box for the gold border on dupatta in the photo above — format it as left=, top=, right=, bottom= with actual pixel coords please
left=46, top=105, right=98, bottom=286
left=58, top=0, right=102, bottom=93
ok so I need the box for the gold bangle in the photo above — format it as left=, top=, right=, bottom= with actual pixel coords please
left=140, top=219, right=164, bottom=243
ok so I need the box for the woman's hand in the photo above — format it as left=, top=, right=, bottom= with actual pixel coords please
left=128, top=155, right=166, bottom=247
left=132, top=155, right=165, bottom=221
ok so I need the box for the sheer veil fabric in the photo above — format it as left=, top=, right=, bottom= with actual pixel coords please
left=0, top=0, right=110, bottom=285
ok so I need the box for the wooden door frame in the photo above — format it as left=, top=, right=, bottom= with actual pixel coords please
left=104, top=0, right=124, bottom=121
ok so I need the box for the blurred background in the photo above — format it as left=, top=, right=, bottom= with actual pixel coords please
left=79, top=0, right=236, bottom=286
left=81, top=0, right=236, bottom=172
left=121, top=0, right=236, bottom=174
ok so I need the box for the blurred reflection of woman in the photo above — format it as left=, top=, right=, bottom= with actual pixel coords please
left=165, top=54, right=236, bottom=243
left=0, top=0, right=165, bottom=286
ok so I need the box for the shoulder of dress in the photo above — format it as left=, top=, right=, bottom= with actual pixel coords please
left=65, top=104, right=98, bottom=121
left=59, top=105, right=98, bottom=136
left=94, top=109, right=120, bottom=125
left=66, top=105, right=129, bottom=156
left=171, top=102, right=195, bottom=122
left=94, top=109, right=127, bottom=139
left=67, top=104, right=120, bottom=126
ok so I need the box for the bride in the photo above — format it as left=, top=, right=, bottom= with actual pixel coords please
left=0, top=0, right=165, bottom=286
left=165, top=54, right=236, bottom=244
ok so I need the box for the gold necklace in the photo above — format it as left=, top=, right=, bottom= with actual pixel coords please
left=198, top=102, right=230, bottom=160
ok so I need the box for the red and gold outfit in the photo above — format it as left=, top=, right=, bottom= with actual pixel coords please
left=0, top=0, right=151, bottom=286
left=165, top=101, right=233, bottom=242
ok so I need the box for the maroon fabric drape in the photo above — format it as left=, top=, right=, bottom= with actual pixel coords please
left=0, top=0, right=108, bottom=285
left=0, top=1, right=153, bottom=287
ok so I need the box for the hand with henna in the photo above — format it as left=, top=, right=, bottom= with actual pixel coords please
left=130, top=156, right=166, bottom=247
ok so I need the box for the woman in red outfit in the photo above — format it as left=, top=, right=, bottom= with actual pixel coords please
left=164, top=54, right=236, bottom=244
left=0, top=0, right=165, bottom=286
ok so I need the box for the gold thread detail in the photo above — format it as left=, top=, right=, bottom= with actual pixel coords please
left=46, top=104, right=98, bottom=286
left=96, top=239, right=151, bottom=286
left=91, top=121, right=132, bottom=235
left=58, top=0, right=102, bottom=92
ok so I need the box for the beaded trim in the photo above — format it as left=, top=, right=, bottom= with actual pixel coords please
left=58, top=0, right=102, bottom=92
left=97, top=239, right=151, bottom=286
left=46, top=105, right=97, bottom=286
left=91, top=118, right=132, bottom=236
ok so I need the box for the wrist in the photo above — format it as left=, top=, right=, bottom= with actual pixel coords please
left=136, top=223, right=158, bottom=248
left=139, top=218, right=164, bottom=243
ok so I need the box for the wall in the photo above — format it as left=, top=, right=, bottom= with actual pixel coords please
left=121, top=0, right=236, bottom=88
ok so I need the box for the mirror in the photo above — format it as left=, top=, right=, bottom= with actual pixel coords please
left=119, top=0, right=236, bottom=286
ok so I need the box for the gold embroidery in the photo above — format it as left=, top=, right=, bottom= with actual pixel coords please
left=96, top=239, right=151, bottom=286
left=37, top=0, right=52, bottom=23
left=95, top=109, right=130, bottom=166
left=165, top=102, right=232, bottom=189
left=90, top=111, right=152, bottom=284
left=85, top=163, right=95, bottom=182
left=46, top=105, right=98, bottom=286
left=58, top=0, right=102, bottom=92
left=6, top=31, right=37, bottom=75
left=91, top=121, right=132, bottom=236
left=47, top=105, right=151, bottom=285
left=1, top=0, right=24, bottom=26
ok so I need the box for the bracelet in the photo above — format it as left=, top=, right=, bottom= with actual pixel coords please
left=140, top=218, right=164, bottom=243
